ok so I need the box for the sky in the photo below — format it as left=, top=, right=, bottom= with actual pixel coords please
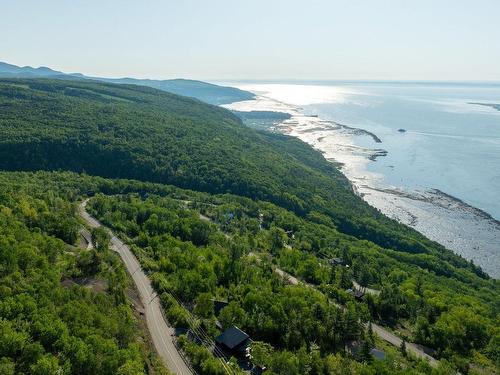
left=1, top=0, right=499, bottom=81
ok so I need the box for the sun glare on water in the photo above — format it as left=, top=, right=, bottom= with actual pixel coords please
left=235, top=83, right=354, bottom=106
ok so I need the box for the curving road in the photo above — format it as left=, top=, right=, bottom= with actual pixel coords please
left=274, top=266, right=439, bottom=367
left=370, top=323, right=438, bottom=367
left=80, top=201, right=438, bottom=370
left=79, top=200, right=193, bottom=375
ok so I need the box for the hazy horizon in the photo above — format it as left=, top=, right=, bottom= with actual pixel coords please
left=5, top=59, right=500, bottom=84
left=2, top=0, right=499, bottom=81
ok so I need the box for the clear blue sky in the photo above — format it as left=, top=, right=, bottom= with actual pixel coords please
left=2, top=0, right=499, bottom=81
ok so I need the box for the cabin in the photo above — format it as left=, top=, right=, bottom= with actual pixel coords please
left=353, top=289, right=365, bottom=301
left=346, top=288, right=365, bottom=300
left=216, top=326, right=251, bottom=358
left=329, top=257, right=346, bottom=266
left=346, top=341, right=385, bottom=361
left=138, top=191, right=149, bottom=200
left=370, top=348, right=386, bottom=361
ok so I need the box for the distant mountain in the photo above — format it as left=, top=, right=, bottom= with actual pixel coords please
left=0, top=61, right=254, bottom=105
left=0, top=61, right=65, bottom=77
left=100, top=76, right=255, bottom=105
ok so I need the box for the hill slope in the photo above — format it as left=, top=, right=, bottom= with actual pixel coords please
left=101, top=77, right=254, bottom=105
left=0, top=171, right=169, bottom=374
left=0, top=78, right=485, bottom=279
left=0, top=61, right=254, bottom=104
left=1, top=170, right=497, bottom=373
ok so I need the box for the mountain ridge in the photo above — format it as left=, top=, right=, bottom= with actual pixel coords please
left=0, top=60, right=254, bottom=104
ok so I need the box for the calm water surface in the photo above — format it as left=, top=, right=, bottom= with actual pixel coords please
left=221, top=81, right=500, bottom=276
left=304, top=82, right=500, bottom=220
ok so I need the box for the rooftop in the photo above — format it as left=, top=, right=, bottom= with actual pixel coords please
left=370, top=348, right=386, bottom=360
left=216, top=326, right=250, bottom=350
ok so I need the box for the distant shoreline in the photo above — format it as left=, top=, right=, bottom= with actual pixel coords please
left=223, top=89, right=500, bottom=278
left=468, top=102, right=500, bottom=111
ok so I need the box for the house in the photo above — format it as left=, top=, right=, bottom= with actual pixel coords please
left=353, top=289, right=365, bottom=301
left=216, top=326, right=251, bottom=357
left=370, top=348, right=386, bottom=360
left=346, top=288, right=365, bottom=300
left=136, top=190, right=149, bottom=200
left=329, top=257, right=345, bottom=266
left=346, top=341, right=385, bottom=361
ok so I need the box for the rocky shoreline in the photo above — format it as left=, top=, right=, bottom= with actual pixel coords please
left=224, top=93, right=500, bottom=278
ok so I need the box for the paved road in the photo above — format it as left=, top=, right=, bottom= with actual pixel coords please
left=352, top=281, right=380, bottom=296
left=274, top=266, right=438, bottom=367
left=79, top=200, right=193, bottom=375
left=370, top=323, right=438, bottom=367
left=274, top=267, right=300, bottom=285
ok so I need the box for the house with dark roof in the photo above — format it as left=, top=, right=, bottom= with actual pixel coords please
left=329, top=257, right=346, bottom=266
left=345, top=341, right=386, bottom=361
left=353, top=289, right=365, bottom=300
left=216, top=326, right=251, bottom=357
left=345, top=288, right=365, bottom=300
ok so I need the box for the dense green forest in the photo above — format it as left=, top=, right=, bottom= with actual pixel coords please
left=0, top=79, right=485, bottom=280
left=0, top=172, right=170, bottom=375
left=84, top=181, right=499, bottom=374
left=0, top=78, right=498, bottom=374
left=0, top=171, right=497, bottom=374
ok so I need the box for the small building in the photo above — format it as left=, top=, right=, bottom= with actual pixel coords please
left=329, top=257, right=345, bottom=266
left=345, top=340, right=360, bottom=355
left=346, top=341, right=385, bottom=361
left=353, top=289, right=365, bottom=301
left=346, top=288, right=365, bottom=301
left=370, top=348, right=386, bottom=361
left=216, top=326, right=251, bottom=358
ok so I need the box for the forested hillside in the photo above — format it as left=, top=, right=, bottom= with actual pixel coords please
left=0, top=172, right=169, bottom=374
left=0, top=79, right=498, bottom=374
left=0, top=79, right=485, bottom=280
left=0, top=171, right=497, bottom=374
left=0, top=61, right=254, bottom=105
left=100, top=78, right=255, bottom=105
